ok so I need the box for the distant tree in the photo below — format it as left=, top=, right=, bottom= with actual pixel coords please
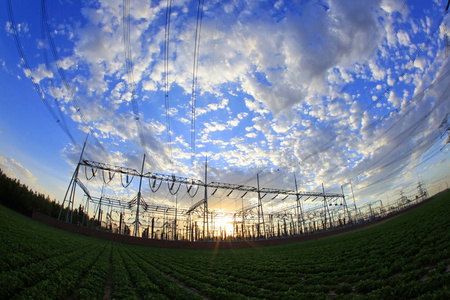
left=0, top=169, right=89, bottom=224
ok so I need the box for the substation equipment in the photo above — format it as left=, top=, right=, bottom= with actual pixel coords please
left=57, top=146, right=372, bottom=242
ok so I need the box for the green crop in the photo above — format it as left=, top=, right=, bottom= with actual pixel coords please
left=1, top=191, right=449, bottom=299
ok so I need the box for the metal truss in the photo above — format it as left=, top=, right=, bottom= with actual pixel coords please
left=81, top=159, right=344, bottom=199
left=88, top=195, right=186, bottom=217
left=60, top=155, right=351, bottom=240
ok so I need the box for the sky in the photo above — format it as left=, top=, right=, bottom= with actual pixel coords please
left=0, top=0, right=450, bottom=220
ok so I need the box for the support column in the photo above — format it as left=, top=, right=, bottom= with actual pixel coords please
left=58, top=134, right=89, bottom=222
left=119, top=212, right=123, bottom=234
left=322, top=183, right=327, bottom=229
left=294, top=173, right=304, bottom=234
left=256, top=173, right=266, bottom=238
left=241, top=194, right=245, bottom=239
left=350, top=181, right=358, bottom=222
left=151, top=217, right=154, bottom=239
left=174, top=194, right=178, bottom=240
left=203, top=157, right=208, bottom=239
left=134, top=154, right=146, bottom=237
left=66, top=178, right=77, bottom=223
left=97, top=185, right=105, bottom=227
left=341, top=185, right=351, bottom=224
left=82, top=195, right=89, bottom=227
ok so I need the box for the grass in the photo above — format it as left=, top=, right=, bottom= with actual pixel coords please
left=1, top=191, right=449, bottom=299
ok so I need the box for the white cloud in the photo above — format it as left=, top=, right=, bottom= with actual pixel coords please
left=380, top=0, right=409, bottom=15
left=397, top=30, right=411, bottom=47
left=32, top=64, right=53, bottom=84
left=204, top=121, right=227, bottom=132
left=6, top=0, right=447, bottom=214
left=244, top=98, right=269, bottom=115
left=369, top=60, right=387, bottom=81
left=5, top=21, right=29, bottom=35
left=4, top=21, right=14, bottom=35
left=0, top=154, right=37, bottom=187
left=142, top=80, right=157, bottom=91
left=414, top=57, right=426, bottom=72
left=387, top=90, right=401, bottom=108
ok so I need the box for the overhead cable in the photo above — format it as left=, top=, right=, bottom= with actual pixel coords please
left=41, top=0, right=106, bottom=153
left=164, top=0, right=173, bottom=161
left=123, top=0, right=147, bottom=151
left=190, top=0, right=205, bottom=165
left=7, top=0, right=79, bottom=148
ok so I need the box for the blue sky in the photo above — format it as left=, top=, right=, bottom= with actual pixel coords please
left=0, top=0, right=449, bottom=216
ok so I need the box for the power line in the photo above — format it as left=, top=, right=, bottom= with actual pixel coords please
left=123, top=0, right=147, bottom=152
left=341, top=80, right=450, bottom=193
left=40, top=1, right=76, bottom=147
left=268, top=8, right=448, bottom=170
left=164, top=0, right=173, bottom=162
left=294, top=65, right=450, bottom=196
left=356, top=139, right=443, bottom=194
left=190, top=0, right=205, bottom=166
left=360, top=15, right=445, bottom=116
left=41, top=0, right=106, bottom=153
left=226, top=6, right=445, bottom=170
left=331, top=0, right=411, bottom=102
left=7, top=0, right=79, bottom=148
left=300, top=31, right=450, bottom=166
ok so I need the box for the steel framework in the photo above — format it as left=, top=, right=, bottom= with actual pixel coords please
left=59, top=151, right=353, bottom=241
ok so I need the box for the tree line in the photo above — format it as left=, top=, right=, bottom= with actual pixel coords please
left=0, top=169, right=90, bottom=225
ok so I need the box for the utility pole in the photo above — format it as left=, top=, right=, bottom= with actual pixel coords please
left=438, top=113, right=450, bottom=150
left=81, top=195, right=89, bottom=227
left=294, top=173, right=304, bottom=234
left=151, top=217, right=154, bottom=239
left=118, top=212, right=122, bottom=234
left=174, top=194, right=178, bottom=240
left=97, top=184, right=105, bottom=227
left=134, top=154, right=146, bottom=237
left=256, top=173, right=266, bottom=238
left=350, top=181, right=358, bottom=222
left=59, top=134, right=89, bottom=222
left=341, top=185, right=351, bottom=224
left=203, top=157, right=208, bottom=239
left=417, top=181, right=428, bottom=201
left=322, top=183, right=327, bottom=229
left=241, top=193, right=245, bottom=239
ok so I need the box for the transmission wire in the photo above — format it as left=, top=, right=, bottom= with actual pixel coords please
left=41, top=0, right=106, bottom=153
left=164, top=0, right=173, bottom=162
left=190, top=0, right=205, bottom=166
left=40, top=4, right=76, bottom=146
left=123, top=0, right=147, bottom=152
left=7, top=0, right=79, bottom=149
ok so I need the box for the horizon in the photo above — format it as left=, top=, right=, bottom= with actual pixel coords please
left=0, top=0, right=449, bottom=229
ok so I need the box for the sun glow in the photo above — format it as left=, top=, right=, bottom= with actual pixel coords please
left=214, top=215, right=235, bottom=238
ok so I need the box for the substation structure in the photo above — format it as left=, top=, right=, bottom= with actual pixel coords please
left=58, top=155, right=364, bottom=241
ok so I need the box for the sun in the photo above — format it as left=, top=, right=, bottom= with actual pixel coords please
left=214, top=215, right=235, bottom=237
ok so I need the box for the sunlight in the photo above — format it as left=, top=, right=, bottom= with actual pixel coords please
left=214, top=215, right=235, bottom=238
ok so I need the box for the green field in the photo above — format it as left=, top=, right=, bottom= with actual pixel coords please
left=1, top=192, right=450, bottom=299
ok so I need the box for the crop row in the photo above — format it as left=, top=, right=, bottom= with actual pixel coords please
left=0, top=205, right=114, bottom=299
left=0, top=242, right=101, bottom=298
left=113, top=242, right=202, bottom=299
left=117, top=192, right=450, bottom=298
left=8, top=243, right=107, bottom=299
left=0, top=191, right=449, bottom=299
left=73, top=242, right=112, bottom=299
left=0, top=212, right=90, bottom=271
